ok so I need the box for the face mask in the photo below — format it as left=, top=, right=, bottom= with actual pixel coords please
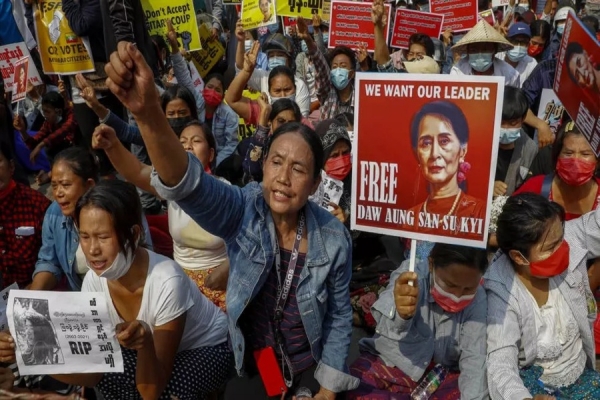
left=325, top=153, right=352, bottom=180
left=468, top=53, right=494, bottom=72
left=322, top=33, right=329, bottom=44
left=268, top=56, right=287, bottom=70
left=88, top=246, right=135, bottom=281
left=528, top=44, right=544, bottom=57
left=430, top=270, right=476, bottom=313
left=244, top=39, right=253, bottom=53
left=330, top=67, right=351, bottom=90
left=507, top=45, right=528, bottom=62
left=301, top=41, right=308, bottom=53
left=168, top=115, right=193, bottom=136
left=519, top=3, right=529, bottom=11
left=269, top=93, right=296, bottom=104
left=556, top=157, right=597, bottom=186
left=521, top=240, right=570, bottom=278
left=499, top=127, right=521, bottom=144
left=203, top=88, right=223, bottom=107
left=556, top=23, right=565, bottom=36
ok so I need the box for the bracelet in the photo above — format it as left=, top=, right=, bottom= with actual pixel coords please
left=99, top=110, right=111, bottom=124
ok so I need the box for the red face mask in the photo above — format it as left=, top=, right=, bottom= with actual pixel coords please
left=556, top=157, right=597, bottom=186
left=203, top=88, right=223, bottom=108
left=325, top=154, right=351, bottom=180
left=527, top=240, right=570, bottom=278
left=430, top=270, right=476, bottom=313
left=527, top=44, right=544, bottom=57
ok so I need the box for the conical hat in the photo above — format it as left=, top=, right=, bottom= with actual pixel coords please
left=452, top=20, right=514, bottom=53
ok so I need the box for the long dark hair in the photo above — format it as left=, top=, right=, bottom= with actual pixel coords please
left=160, top=85, right=199, bottom=120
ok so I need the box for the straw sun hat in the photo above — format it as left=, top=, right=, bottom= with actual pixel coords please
left=452, top=20, right=514, bottom=53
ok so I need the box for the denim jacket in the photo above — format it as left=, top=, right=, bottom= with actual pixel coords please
left=361, top=260, right=488, bottom=400
left=150, top=154, right=359, bottom=393
left=34, top=202, right=154, bottom=291
left=209, top=102, right=239, bottom=166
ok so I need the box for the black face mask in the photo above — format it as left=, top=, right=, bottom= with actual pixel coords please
left=168, top=116, right=193, bottom=136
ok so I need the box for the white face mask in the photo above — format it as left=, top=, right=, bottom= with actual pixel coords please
left=244, top=39, right=253, bottom=53
left=88, top=246, right=135, bottom=281
left=269, top=93, right=296, bottom=104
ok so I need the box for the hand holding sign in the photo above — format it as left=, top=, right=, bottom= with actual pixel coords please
left=329, top=202, right=346, bottom=224
left=0, top=331, right=16, bottom=364
left=116, top=320, right=151, bottom=350
left=394, top=271, right=419, bottom=320
left=372, top=0, right=387, bottom=28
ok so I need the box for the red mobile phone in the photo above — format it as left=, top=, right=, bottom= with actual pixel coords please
left=254, top=347, right=287, bottom=397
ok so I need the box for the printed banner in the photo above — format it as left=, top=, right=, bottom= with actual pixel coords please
left=33, top=0, right=95, bottom=74
left=189, top=24, right=225, bottom=77
left=554, top=11, right=600, bottom=155
left=11, top=57, right=29, bottom=103
left=390, top=9, right=444, bottom=50
left=310, top=170, right=344, bottom=211
left=322, top=0, right=331, bottom=21
left=7, top=290, right=123, bottom=375
left=0, top=43, right=42, bottom=92
left=237, top=89, right=261, bottom=140
left=537, top=88, right=565, bottom=136
left=282, top=16, right=298, bottom=35
left=276, top=0, right=324, bottom=18
left=329, top=1, right=391, bottom=51
left=351, top=73, right=504, bottom=247
left=141, top=0, right=202, bottom=52
left=0, top=283, right=19, bottom=332
left=478, top=8, right=495, bottom=26
left=241, top=0, right=278, bottom=30
left=429, top=0, right=478, bottom=33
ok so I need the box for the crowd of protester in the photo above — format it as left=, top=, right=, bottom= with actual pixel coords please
left=1, top=0, right=600, bottom=398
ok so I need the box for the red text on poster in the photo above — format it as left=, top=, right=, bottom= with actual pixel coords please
left=391, top=9, right=444, bottom=49
left=11, top=57, right=29, bottom=104
left=554, top=11, right=600, bottom=154
left=351, top=73, right=504, bottom=248
left=329, top=0, right=391, bottom=51
left=0, top=43, right=41, bottom=92
left=429, top=0, right=478, bottom=33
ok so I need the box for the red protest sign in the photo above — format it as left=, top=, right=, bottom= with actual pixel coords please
left=430, top=0, right=478, bottom=33
left=478, top=9, right=495, bottom=26
left=390, top=9, right=444, bottom=49
left=554, top=11, right=600, bottom=155
left=351, top=73, right=504, bottom=247
left=329, top=0, right=391, bottom=51
left=11, top=57, right=29, bottom=104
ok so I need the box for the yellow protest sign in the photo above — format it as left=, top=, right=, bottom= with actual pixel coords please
left=33, top=0, right=94, bottom=74
left=276, top=0, right=324, bottom=18
left=141, top=0, right=202, bottom=52
left=241, top=0, right=277, bottom=30
left=322, top=0, right=331, bottom=21
left=235, top=89, right=261, bottom=140
left=188, top=24, right=224, bottom=77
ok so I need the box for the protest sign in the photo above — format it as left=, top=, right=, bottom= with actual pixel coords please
left=390, top=9, right=444, bottom=49
left=11, top=58, right=29, bottom=103
left=141, top=0, right=202, bottom=52
left=322, top=0, right=331, bottom=21
left=478, top=9, right=495, bottom=25
left=282, top=17, right=298, bottom=35
left=537, top=88, right=565, bottom=136
left=351, top=73, right=504, bottom=247
left=329, top=1, right=391, bottom=51
left=310, top=171, right=344, bottom=212
left=491, top=0, right=510, bottom=7
left=0, top=43, right=42, bottom=92
left=33, top=0, right=95, bottom=74
left=237, top=89, right=261, bottom=140
left=223, top=0, right=241, bottom=3
left=430, top=0, right=478, bottom=33
left=0, top=283, right=19, bottom=332
left=189, top=60, right=205, bottom=93
left=8, top=290, right=123, bottom=375
left=554, top=11, right=600, bottom=154
left=277, top=0, right=324, bottom=19
left=241, top=0, right=277, bottom=29
left=189, top=24, right=225, bottom=77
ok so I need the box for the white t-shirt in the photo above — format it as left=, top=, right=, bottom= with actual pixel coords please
left=496, top=53, right=538, bottom=87
left=450, top=58, right=521, bottom=87
left=82, top=251, right=228, bottom=351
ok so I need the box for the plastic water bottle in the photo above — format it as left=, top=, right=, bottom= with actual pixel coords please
left=410, top=364, right=447, bottom=400
left=295, top=387, right=312, bottom=399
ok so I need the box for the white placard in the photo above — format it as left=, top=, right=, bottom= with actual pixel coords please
left=0, top=283, right=19, bottom=332
left=7, top=290, right=123, bottom=375
left=310, top=170, right=344, bottom=212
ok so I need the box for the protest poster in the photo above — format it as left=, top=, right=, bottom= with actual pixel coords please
left=189, top=60, right=205, bottom=93
left=241, top=0, right=277, bottom=29
left=478, top=9, right=495, bottom=26
left=491, top=0, right=510, bottom=7
left=189, top=24, right=225, bottom=77
left=351, top=73, right=504, bottom=247
left=429, top=0, right=478, bottom=33
left=141, top=0, right=202, bottom=52
left=7, top=290, right=123, bottom=375
left=33, top=0, right=95, bottom=74
left=322, top=0, right=331, bottom=21
left=282, top=17, right=298, bottom=35
left=237, top=89, right=261, bottom=140
left=310, top=171, right=344, bottom=211
left=329, top=1, right=391, bottom=51
left=537, top=88, right=565, bottom=136
left=0, top=283, right=19, bottom=332
left=554, top=10, right=600, bottom=154
left=390, top=8, right=444, bottom=49
left=277, top=0, right=324, bottom=19
left=11, top=58, right=29, bottom=103
left=0, top=43, right=42, bottom=93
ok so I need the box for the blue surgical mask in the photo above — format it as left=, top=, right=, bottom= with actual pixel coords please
left=506, top=45, right=527, bottom=62
left=301, top=41, right=308, bottom=53
left=556, top=23, right=565, bottom=36
left=468, top=53, right=494, bottom=72
left=244, top=40, right=253, bottom=53
left=519, top=3, right=529, bottom=11
left=268, top=56, right=287, bottom=70
left=322, top=33, right=329, bottom=44
left=499, top=127, right=521, bottom=144
left=330, top=67, right=350, bottom=90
